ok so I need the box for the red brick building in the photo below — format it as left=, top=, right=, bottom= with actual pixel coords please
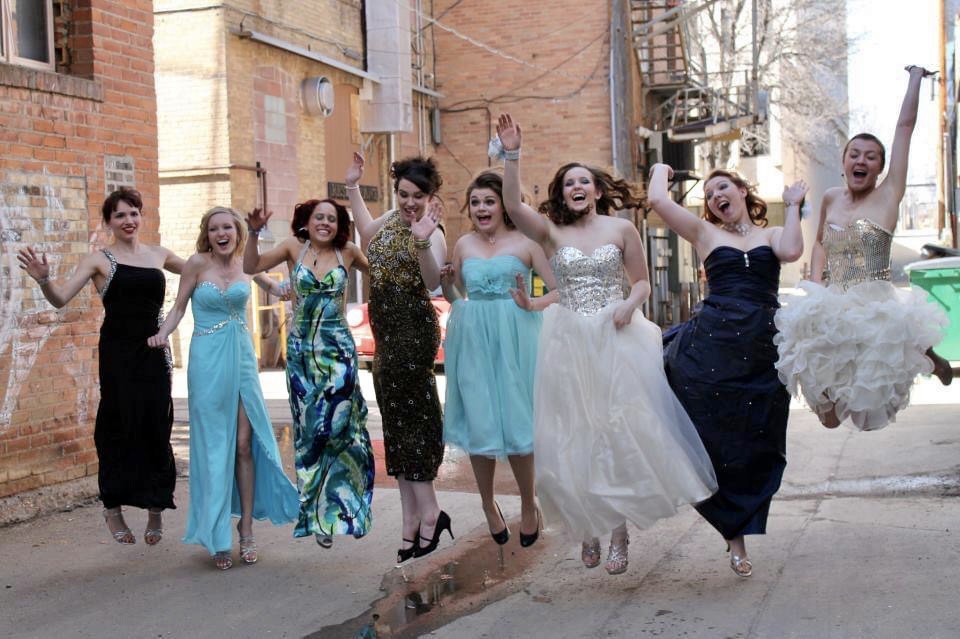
left=0, top=0, right=159, bottom=514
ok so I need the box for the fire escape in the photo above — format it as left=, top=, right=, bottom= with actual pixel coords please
left=631, top=0, right=763, bottom=144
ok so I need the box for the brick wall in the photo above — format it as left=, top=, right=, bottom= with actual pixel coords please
left=430, top=0, right=618, bottom=249
left=0, top=0, right=159, bottom=500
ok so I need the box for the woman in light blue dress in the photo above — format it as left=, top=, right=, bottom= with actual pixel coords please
left=421, top=170, right=557, bottom=548
left=150, top=206, right=299, bottom=570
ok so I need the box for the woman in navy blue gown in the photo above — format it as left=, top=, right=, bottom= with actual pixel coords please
left=648, top=164, right=806, bottom=577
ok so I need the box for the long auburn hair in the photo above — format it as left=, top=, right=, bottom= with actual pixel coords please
left=702, top=169, right=769, bottom=228
left=291, top=199, right=351, bottom=249
left=538, top=162, right=642, bottom=225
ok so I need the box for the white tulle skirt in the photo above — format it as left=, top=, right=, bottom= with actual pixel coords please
left=533, top=304, right=717, bottom=540
left=774, top=280, right=948, bottom=431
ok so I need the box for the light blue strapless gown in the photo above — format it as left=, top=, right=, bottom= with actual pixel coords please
left=183, top=280, right=299, bottom=555
left=443, top=255, right=542, bottom=457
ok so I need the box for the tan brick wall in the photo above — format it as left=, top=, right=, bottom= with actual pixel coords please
left=0, top=0, right=159, bottom=498
left=429, top=0, right=622, bottom=251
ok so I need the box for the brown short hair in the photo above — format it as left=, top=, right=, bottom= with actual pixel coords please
left=101, top=187, right=142, bottom=223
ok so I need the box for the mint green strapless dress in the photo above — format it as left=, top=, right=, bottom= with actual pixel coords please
left=183, top=280, right=299, bottom=556
left=443, top=255, right=541, bottom=458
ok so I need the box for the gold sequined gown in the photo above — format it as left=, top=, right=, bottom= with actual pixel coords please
left=775, top=219, right=948, bottom=430
left=367, top=212, right=444, bottom=481
left=534, top=244, right=716, bottom=540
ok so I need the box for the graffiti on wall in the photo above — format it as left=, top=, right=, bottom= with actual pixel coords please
left=0, top=170, right=95, bottom=431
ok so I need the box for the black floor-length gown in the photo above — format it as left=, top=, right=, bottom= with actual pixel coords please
left=663, top=246, right=789, bottom=539
left=95, top=249, right=176, bottom=509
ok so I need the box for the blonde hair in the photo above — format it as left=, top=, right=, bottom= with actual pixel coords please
left=196, top=206, right=247, bottom=258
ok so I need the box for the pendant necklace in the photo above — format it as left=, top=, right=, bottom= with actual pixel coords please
left=722, top=222, right=753, bottom=236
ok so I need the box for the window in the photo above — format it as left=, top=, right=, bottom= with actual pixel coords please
left=1, top=0, right=55, bottom=71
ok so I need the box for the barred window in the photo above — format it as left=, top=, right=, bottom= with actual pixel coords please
left=1, top=0, right=55, bottom=71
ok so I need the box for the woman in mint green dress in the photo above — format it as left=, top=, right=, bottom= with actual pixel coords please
left=244, top=199, right=373, bottom=548
left=429, top=170, right=557, bottom=548
left=150, top=207, right=299, bottom=570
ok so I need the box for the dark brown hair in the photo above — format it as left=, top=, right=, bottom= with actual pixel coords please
left=291, top=198, right=351, bottom=249
left=538, top=162, right=641, bottom=225
left=703, top=169, right=769, bottom=228
left=101, top=187, right=142, bottom=223
left=391, top=156, right=442, bottom=195
left=460, top=170, right=515, bottom=229
left=843, top=133, right=886, bottom=171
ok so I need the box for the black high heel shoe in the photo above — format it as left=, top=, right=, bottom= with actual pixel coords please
left=396, top=531, right=420, bottom=563
left=519, top=507, right=541, bottom=548
left=414, top=511, right=454, bottom=558
left=490, top=502, right=509, bottom=546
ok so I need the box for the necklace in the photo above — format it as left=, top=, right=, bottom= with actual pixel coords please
left=479, top=232, right=497, bottom=245
left=722, top=222, right=754, bottom=236
left=307, top=242, right=328, bottom=268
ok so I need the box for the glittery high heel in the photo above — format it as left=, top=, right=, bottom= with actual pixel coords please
left=103, top=508, right=135, bottom=545
left=605, top=533, right=629, bottom=575
left=581, top=538, right=601, bottom=569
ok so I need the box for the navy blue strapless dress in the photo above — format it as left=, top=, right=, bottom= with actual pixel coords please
left=663, top=246, right=789, bottom=539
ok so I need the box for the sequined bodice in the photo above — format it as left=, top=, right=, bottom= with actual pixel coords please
left=463, top=255, right=530, bottom=300
left=822, top=218, right=892, bottom=289
left=191, top=281, right=249, bottom=337
left=368, top=211, right=429, bottom=299
left=550, top=244, right=623, bottom=316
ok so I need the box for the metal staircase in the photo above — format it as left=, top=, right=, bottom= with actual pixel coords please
left=631, top=0, right=760, bottom=141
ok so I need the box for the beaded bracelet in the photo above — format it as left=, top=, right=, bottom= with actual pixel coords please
left=503, top=148, right=521, bottom=161
left=413, top=237, right=432, bottom=250
left=345, top=184, right=360, bottom=191
left=36, top=276, right=50, bottom=286
left=248, top=226, right=263, bottom=236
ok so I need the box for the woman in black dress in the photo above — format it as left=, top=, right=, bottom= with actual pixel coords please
left=18, top=188, right=183, bottom=546
left=648, top=165, right=806, bottom=577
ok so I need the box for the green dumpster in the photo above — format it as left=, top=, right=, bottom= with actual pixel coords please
left=905, top=256, right=960, bottom=360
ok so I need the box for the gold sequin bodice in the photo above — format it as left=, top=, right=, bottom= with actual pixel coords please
left=367, top=211, right=430, bottom=298
left=550, top=244, right=624, bottom=316
left=822, top=218, right=892, bottom=289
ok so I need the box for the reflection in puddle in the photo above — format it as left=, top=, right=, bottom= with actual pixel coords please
left=309, top=532, right=544, bottom=638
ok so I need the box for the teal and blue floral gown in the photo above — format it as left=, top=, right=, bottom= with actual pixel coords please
left=287, top=247, right=374, bottom=539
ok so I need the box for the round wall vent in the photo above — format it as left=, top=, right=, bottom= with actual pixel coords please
left=301, top=77, right=335, bottom=117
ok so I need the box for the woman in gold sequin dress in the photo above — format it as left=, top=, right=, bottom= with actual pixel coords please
left=775, top=66, right=952, bottom=431
left=345, top=153, right=452, bottom=562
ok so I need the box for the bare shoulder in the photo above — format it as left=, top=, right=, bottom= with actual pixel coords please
left=186, top=252, right=209, bottom=269
left=822, top=187, right=842, bottom=203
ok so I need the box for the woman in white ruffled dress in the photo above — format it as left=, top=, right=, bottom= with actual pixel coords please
left=495, top=114, right=717, bottom=576
left=775, top=65, right=952, bottom=431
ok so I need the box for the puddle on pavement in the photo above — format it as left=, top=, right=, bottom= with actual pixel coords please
left=307, top=524, right=547, bottom=639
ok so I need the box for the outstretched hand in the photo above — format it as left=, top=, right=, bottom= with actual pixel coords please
left=496, top=113, right=522, bottom=151
left=16, top=246, right=50, bottom=282
left=411, top=198, right=442, bottom=241
left=782, top=179, right=808, bottom=206
left=509, top=272, right=533, bottom=311
left=346, top=152, right=365, bottom=186
left=246, top=208, right=272, bottom=233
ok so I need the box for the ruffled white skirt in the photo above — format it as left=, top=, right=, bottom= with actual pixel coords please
left=533, top=304, right=717, bottom=540
left=774, top=280, right=948, bottom=431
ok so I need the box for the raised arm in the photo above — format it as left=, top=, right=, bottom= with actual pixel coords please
left=885, top=66, right=932, bottom=201
left=769, top=180, right=807, bottom=263
left=346, top=241, right=369, bottom=275
left=410, top=198, right=447, bottom=292
left=243, top=209, right=292, bottom=274
left=345, top=152, right=389, bottom=246
left=646, top=164, right=707, bottom=247
left=614, top=220, right=652, bottom=329
left=252, top=272, right=287, bottom=299
left=148, top=254, right=202, bottom=348
left=17, top=247, right=105, bottom=308
left=497, top=114, right=551, bottom=245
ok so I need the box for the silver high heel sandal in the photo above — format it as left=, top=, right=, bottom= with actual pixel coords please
left=237, top=521, right=258, bottom=565
left=605, top=534, right=629, bottom=575
left=730, top=553, right=753, bottom=577
left=103, top=508, right=135, bottom=545
left=581, top=538, right=601, bottom=569
left=144, top=508, right=163, bottom=546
